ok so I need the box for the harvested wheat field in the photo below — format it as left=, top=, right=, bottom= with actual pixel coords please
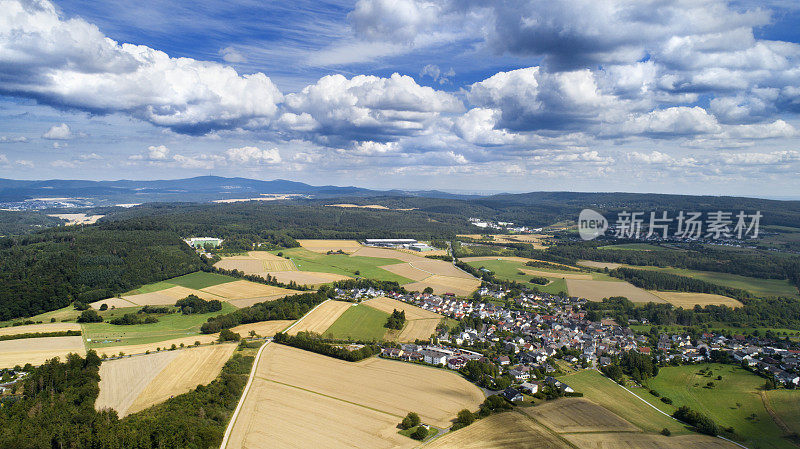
left=258, top=344, right=484, bottom=428
left=411, top=259, right=473, bottom=278
left=96, top=351, right=179, bottom=416
left=578, top=260, right=622, bottom=269
left=215, top=251, right=297, bottom=274
left=522, top=398, right=639, bottom=433
left=297, top=239, right=362, bottom=253
left=94, top=335, right=218, bottom=358
left=0, top=322, right=81, bottom=336
left=286, top=300, right=352, bottom=335
left=459, top=256, right=532, bottom=263
left=267, top=270, right=350, bottom=286
left=379, top=262, right=432, bottom=281
left=126, top=343, right=237, bottom=415
left=215, top=258, right=269, bottom=273
left=0, top=336, right=86, bottom=368
left=350, top=246, right=420, bottom=262
left=426, top=411, right=568, bottom=449
left=200, top=280, right=297, bottom=299
left=363, top=296, right=441, bottom=320
left=563, top=432, right=737, bottom=449
left=405, top=275, right=481, bottom=297
left=363, top=296, right=442, bottom=341
left=522, top=269, right=593, bottom=280
left=90, top=296, right=139, bottom=309
left=122, top=286, right=225, bottom=306
left=651, top=291, right=743, bottom=308
left=226, top=375, right=415, bottom=449
left=567, top=279, right=666, bottom=303
left=230, top=320, right=294, bottom=337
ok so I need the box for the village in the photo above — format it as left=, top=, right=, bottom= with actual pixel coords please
left=335, top=284, right=800, bottom=397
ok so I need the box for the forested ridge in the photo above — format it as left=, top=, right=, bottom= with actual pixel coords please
left=0, top=228, right=204, bottom=320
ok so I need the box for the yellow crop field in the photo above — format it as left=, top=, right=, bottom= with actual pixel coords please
left=650, top=291, right=743, bottom=308
left=286, top=300, right=352, bottom=335
left=200, top=280, right=297, bottom=299
left=363, top=296, right=442, bottom=342
left=96, top=351, right=179, bottom=417
left=297, top=239, right=362, bottom=253
left=0, top=336, right=86, bottom=368
left=426, top=411, right=568, bottom=449
left=122, top=286, right=225, bottom=306
left=405, top=275, right=481, bottom=297
left=379, top=262, right=432, bottom=281
left=268, top=270, right=350, bottom=286
left=257, top=344, right=484, bottom=427
left=563, top=433, right=737, bottom=449
left=0, top=322, right=81, bottom=336
left=226, top=378, right=415, bottom=449
left=523, top=398, right=639, bottom=433
left=126, top=344, right=236, bottom=415
left=566, top=279, right=666, bottom=303
left=363, top=296, right=441, bottom=320
left=226, top=344, right=483, bottom=447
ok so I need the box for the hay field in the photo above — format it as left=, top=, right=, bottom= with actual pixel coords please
left=362, top=297, right=443, bottom=341
left=230, top=320, right=294, bottom=337
left=522, top=268, right=593, bottom=280
left=267, top=270, right=350, bottom=286
left=563, top=433, right=737, bottom=449
left=350, top=246, right=420, bottom=262
left=426, top=411, right=568, bottom=449
left=405, top=275, right=481, bottom=297
left=96, top=351, right=179, bottom=417
left=363, top=296, right=441, bottom=320
left=0, top=336, right=86, bottom=367
left=286, top=300, right=352, bottom=335
left=90, top=296, right=139, bottom=309
left=121, top=285, right=226, bottom=306
left=297, top=239, right=362, bottom=253
left=258, top=344, right=484, bottom=428
left=459, top=256, right=533, bottom=263
left=379, top=262, right=432, bottom=281
left=200, top=280, right=297, bottom=299
left=126, top=344, right=236, bottom=415
left=94, top=335, right=218, bottom=357
left=411, top=259, right=473, bottom=278
left=215, top=251, right=297, bottom=273
left=567, top=279, right=666, bottom=303
left=522, top=398, right=639, bottom=433
left=651, top=291, right=743, bottom=308
left=226, top=376, right=415, bottom=449
left=578, top=260, right=623, bottom=269
left=0, top=322, right=81, bottom=336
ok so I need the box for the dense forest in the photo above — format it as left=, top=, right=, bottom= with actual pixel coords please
left=0, top=210, right=64, bottom=236
left=0, top=350, right=252, bottom=448
left=0, top=228, right=204, bottom=320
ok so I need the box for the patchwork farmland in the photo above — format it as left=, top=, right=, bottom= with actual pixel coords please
left=225, top=344, right=484, bottom=447
left=0, top=336, right=86, bottom=368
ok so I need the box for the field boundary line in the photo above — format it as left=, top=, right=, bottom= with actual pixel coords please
left=590, top=369, right=750, bottom=449
left=219, top=340, right=269, bottom=449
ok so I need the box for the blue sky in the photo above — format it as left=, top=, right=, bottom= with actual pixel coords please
left=1, top=0, right=800, bottom=196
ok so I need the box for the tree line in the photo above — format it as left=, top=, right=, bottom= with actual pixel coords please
left=609, top=268, right=752, bottom=300
left=272, top=332, right=381, bottom=362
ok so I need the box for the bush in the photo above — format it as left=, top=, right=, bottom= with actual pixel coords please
left=219, top=329, right=241, bottom=342
left=529, top=276, right=549, bottom=285
left=649, top=389, right=661, bottom=397
left=76, top=309, right=103, bottom=323
left=456, top=409, right=475, bottom=426
left=673, top=406, right=719, bottom=436
left=73, top=301, right=89, bottom=311
left=661, top=428, right=671, bottom=436
left=411, top=426, right=428, bottom=441
left=660, top=397, right=673, bottom=404
left=401, top=412, right=420, bottom=430
left=99, top=303, right=108, bottom=311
